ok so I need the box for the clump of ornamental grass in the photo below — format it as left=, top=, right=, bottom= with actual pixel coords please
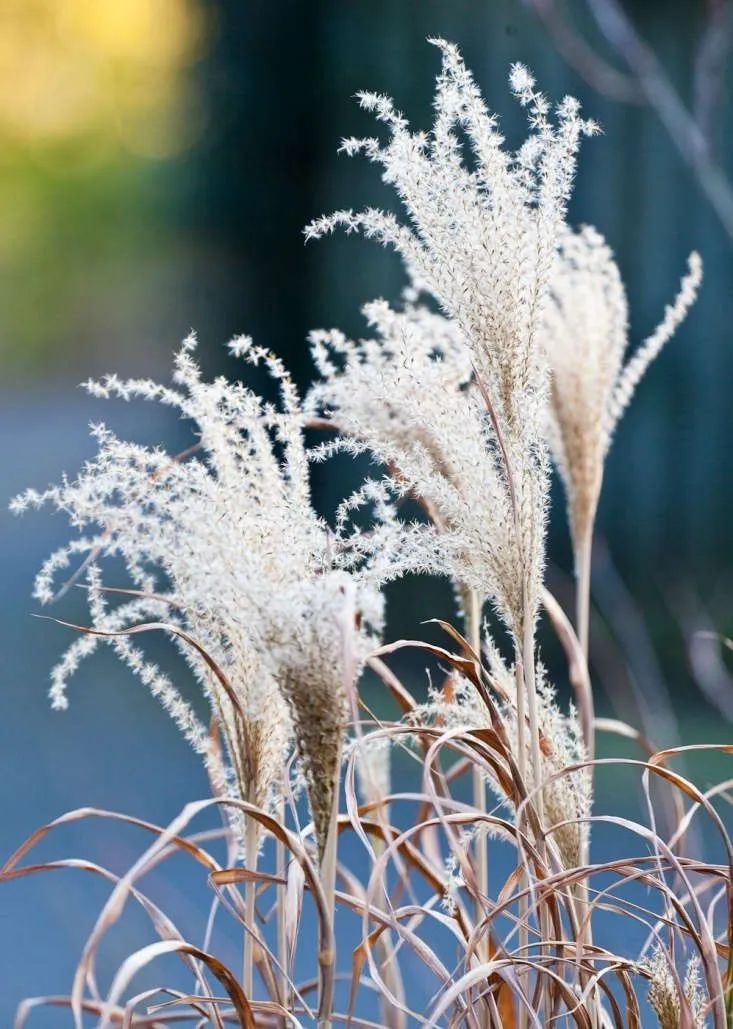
left=10, top=334, right=383, bottom=1023
left=305, top=37, right=601, bottom=969
left=4, top=40, right=732, bottom=1029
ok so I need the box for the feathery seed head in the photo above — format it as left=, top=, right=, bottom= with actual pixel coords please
left=307, top=298, right=536, bottom=633
left=14, top=336, right=382, bottom=857
left=305, top=40, right=596, bottom=429
left=306, top=41, right=597, bottom=634
left=543, top=228, right=702, bottom=553
left=645, top=948, right=707, bottom=1029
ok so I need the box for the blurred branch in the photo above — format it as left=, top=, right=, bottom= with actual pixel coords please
left=585, top=0, right=733, bottom=239
left=591, top=540, right=682, bottom=749
left=693, top=0, right=733, bottom=160
left=525, top=0, right=733, bottom=242
left=524, top=0, right=643, bottom=102
left=669, top=587, right=733, bottom=721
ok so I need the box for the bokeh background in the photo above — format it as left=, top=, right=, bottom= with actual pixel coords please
left=2, top=0, right=732, bottom=1019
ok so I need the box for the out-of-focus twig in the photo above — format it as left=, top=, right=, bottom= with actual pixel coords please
left=525, top=0, right=642, bottom=103
left=591, top=539, right=681, bottom=750
left=524, top=0, right=733, bottom=242
left=671, top=587, right=733, bottom=721
left=693, top=0, right=733, bottom=160
left=585, top=0, right=733, bottom=241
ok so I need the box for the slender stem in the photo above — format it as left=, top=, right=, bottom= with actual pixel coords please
left=347, top=653, right=406, bottom=1026
left=243, top=814, right=259, bottom=1001
left=463, top=586, right=492, bottom=1029
left=573, top=515, right=599, bottom=1028
left=276, top=796, right=288, bottom=1024
left=462, top=588, right=489, bottom=929
left=575, top=518, right=594, bottom=664
left=514, top=651, right=530, bottom=1029
left=371, top=819, right=407, bottom=1027
left=471, top=769, right=488, bottom=907
left=514, top=652, right=528, bottom=805
left=574, top=515, right=596, bottom=849
left=521, top=601, right=550, bottom=1025
left=541, top=586, right=597, bottom=1018
left=317, top=750, right=341, bottom=1029
left=522, top=614, right=545, bottom=830
left=520, top=617, right=543, bottom=827
left=365, top=772, right=406, bottom=1026
left=573, top=510, right=597, bottom=861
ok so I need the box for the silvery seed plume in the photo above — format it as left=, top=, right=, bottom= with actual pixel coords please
left=307, top=299, right=534, bottom=632
left=543, top=225, right=702, bottom=552
left=12, top=336, right=383, bottom=859
left=644, top=947, right=707, bottom=1029
left=306, top=39, right=598, bottom=635
left=416, top=642, right=591, bottom=870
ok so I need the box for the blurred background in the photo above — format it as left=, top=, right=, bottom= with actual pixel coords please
left=1, top=0, right=732, bottom=1019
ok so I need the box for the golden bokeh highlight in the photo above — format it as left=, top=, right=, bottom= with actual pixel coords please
left=0, top=0, right=212, bottom=371
left=0, top=0, right=209, bottom=156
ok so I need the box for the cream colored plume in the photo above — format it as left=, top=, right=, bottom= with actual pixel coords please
left=543, top=225, right=702, bottom=552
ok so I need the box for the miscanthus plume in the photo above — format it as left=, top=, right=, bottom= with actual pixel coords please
left=306, top=39, right=598, bottom=642
left=644, top=947, right=707, bottom=1029
left=544, top=225, right=702, bottom=558
left=306, top=41, right=600, bottom=826
left=12, top=337, right=383, bottom=858
left=306, top=297, right=523, bottom=617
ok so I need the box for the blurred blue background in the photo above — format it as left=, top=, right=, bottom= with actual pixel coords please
left=2, top=0, right=732, bottom=1020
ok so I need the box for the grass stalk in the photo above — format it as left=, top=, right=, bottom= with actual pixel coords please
left=243, top=813, right=259, bottom=1002
left=513, top=650, right=530, bottom=1029
left=463, top=586, right=493, bottom=1028
left=573, top=517, right=600, bottom=1028
left=462, top=587, right=489, bottom=930
left=575, top=516, right=594, bottom=666
left=371, top=820, right=408, bottom=1026
left=522, top=607, right=552, bottom=1022
left=521, top=614, right=544, bottom=832
left=317, top=750, right=341, bottom=1029
left=276, top=796, right=288, bottom=1024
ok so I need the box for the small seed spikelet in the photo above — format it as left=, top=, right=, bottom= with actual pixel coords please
left=13, top=336, right=383, bottom=858
left=645, top=947, right=707, bottom=1029
left=306, top=39, right=598, bottom=634
left=543, top=226, right=702, bottom=551
left=416, top=644, right=591, bottom=870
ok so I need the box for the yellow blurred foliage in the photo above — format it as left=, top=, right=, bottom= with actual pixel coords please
left=0, top=0, right=212, bottom=371
left=0, top=0, right=209, bottom=155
